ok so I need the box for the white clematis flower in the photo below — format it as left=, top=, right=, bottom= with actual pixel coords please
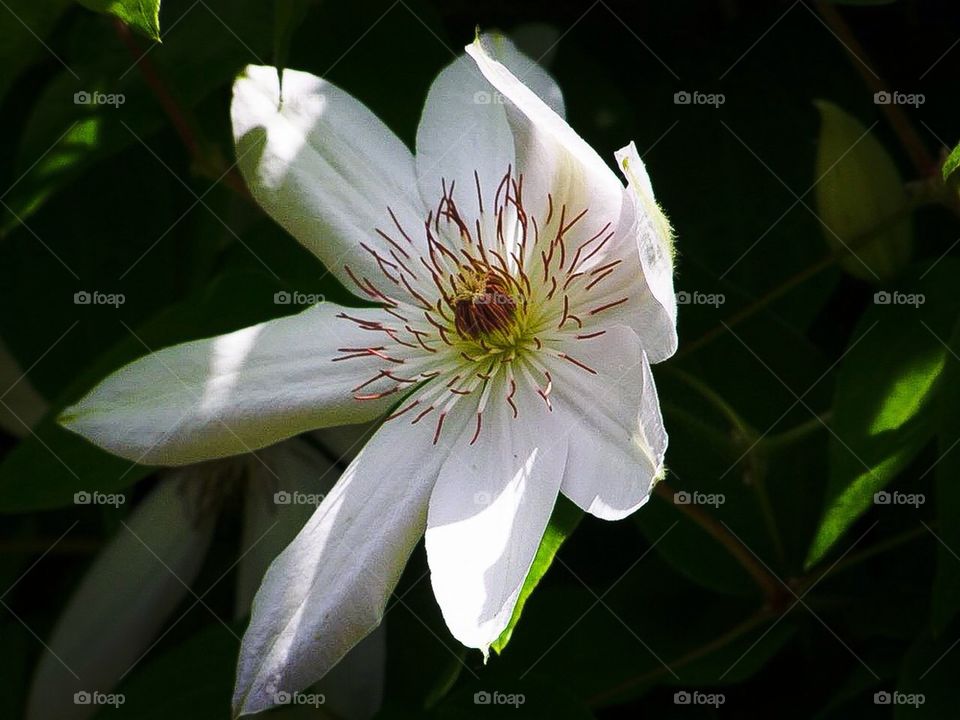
left=59, top=33, right=676, bottom=717
left=25, top=431, right=386, bottom=720
left=26, top=435, right=385, bottom=720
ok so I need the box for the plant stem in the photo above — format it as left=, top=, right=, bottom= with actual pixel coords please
left=819, top=524, right=928, bottom=581
left=752, top=471, right=787, bottom=566
left=678, top=201, right=919, bottom=358
left=112, top=19, right=250, bottom=198
left=814, top=0, right=935, bottom=178
left=586, top=606, right=775, bottom=707
left=663, top=366, right=755, bottom=441
left=588, top=518, right=929, bottom=708
left=654, top=482, right=787, bottom=606
left=763, top=411, right=834, bottom=453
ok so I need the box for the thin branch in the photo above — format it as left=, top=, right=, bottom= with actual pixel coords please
left=654, top=482, right=788, bottom=606
left=678, top=201, right=920, bottom=358
left=112, top=19, right=250, bottom=198
left=814, top=0, right=935, bottom=178
left=587, top=606, right=775, bottom=707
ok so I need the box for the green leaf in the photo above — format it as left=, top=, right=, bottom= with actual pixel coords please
left=2, top=0, right=272, bottom=235
left=491, top=495, right=582, bottom=654
left=633, top=402, right=760, bottom=597
left=77, top=0, right=162, bottom=41
left=0, top=415, right=152, bottom=514
left=895, top=624, right=960, bottom=718
left=813, top=99, right=912, bottom=283
left=942, top=141, right=960, bottom=185
left=492, top=567, right=794, bottom=706
left=931, top=318, right=960, bottom=633
left=805, top=260, right=960, bottom=567
left=0, top=0, right=73, bottom=104
left=385, top=551, right=467, bottom=711
left=273, top=0, right=314, bottom=89
left=0, top=271, right=287, bottom=513
left=97, top=624, right=238, bottom=719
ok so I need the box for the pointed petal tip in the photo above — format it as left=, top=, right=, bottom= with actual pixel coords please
left=56, top=407, right=76, bottom=428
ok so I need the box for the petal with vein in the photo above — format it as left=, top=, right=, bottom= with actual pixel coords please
left=555, top=326, right=667, bottom=520
left=465, top=36, right=622, bottom=241
left=425, top=378, right=566, bottom=653
left=232, top=410, right=465, bottom=717
left=236, top=439, right=338, bottom=619
left=60, top=304, right=400, bottom=466
left=416, top=32, right=564, bottom=217
left=232, top=65, right=425, bottom=293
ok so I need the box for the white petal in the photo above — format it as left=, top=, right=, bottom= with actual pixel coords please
left=560, top=182, right=678, bottom=361
left=425, top=377, right=566, bottom=653
left=0, top=336, right=48, bottom=437
left=232, top=65, right=425, bottom=293
left=60, top=304, right=401, bottom=466
left=614, top=141, right=678, bottom=362
left=232, top=410, right=462, bottom=717
left=465, top=37, right=623, bottom=241
left=26, top=472, right=216, bottom=720
left=465, top=39, right=678, bottom=361
left=416, top=32, right=564, bottom=215
left=487, top=32, right=566, bottom=118
left=554, top=325, right=667, bottom=520
left=236, top=439, right=338, bottom=619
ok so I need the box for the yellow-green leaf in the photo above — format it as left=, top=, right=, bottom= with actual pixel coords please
left=77, top=0, right=162, bottom=41
left=814, top=99, right=912, bottom=283
left=805, top=260, right=960, bottom=568
left=491, top=496, right=582, bottom=654
left=942, top=141, right=960, bottom=186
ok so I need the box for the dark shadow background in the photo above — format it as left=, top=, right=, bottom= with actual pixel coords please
left=1, top=0, right=960, bottom=718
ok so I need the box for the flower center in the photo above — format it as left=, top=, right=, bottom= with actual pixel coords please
left=452, top=270, right=517, bottom=339
left=333, top=166, right=628, bottom=446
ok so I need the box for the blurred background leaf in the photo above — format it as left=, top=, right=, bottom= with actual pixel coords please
left=2, top=1, right=960, bottom=718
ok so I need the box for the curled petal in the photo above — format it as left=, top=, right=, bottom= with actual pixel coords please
left=554, top=326, right=667, bottom=520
